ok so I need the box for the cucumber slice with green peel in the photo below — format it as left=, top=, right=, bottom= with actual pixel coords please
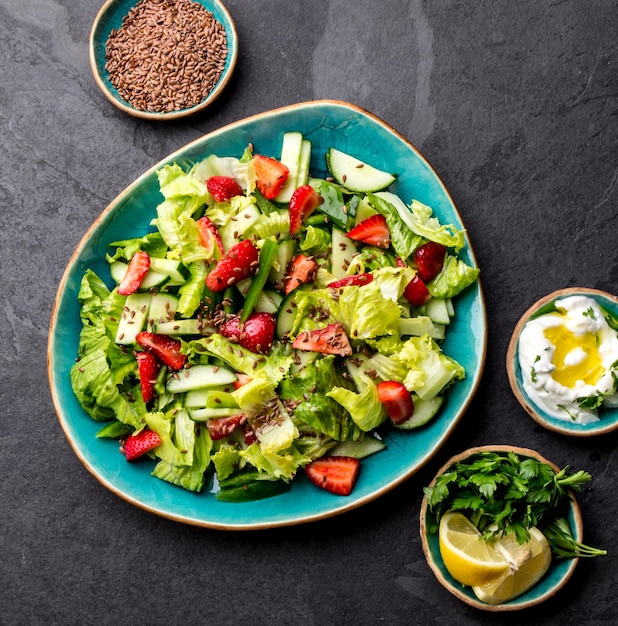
left=290, top=348, right=319, bottom=373
left=297, top=139, right=312, bottom=188
left=275, top=131, right=304, bottom=203
left=166, top=364, right=238, bottom=394
left=154, top=319, right=215, bottom=336
left=269, top=238, right=295, bottom=287
left=184, top=385, right=236, bottom=408
left=355, top=195, right=379, bottom=225
left=330, top=228, right=357, bottom=279
left=326, top=148, right=396, bottom=193
left=189, top=406, right=244, bottom=421
left=205, top=390, right=239, bottom=409
left=148, top=257, right=188, bottom=286
left=254, top=289, right=283, bottom=315
left=147, top=293, right=179, bottom=331
left=115, top=293, right=152, bottom=345
left=109, top=261, right=169, bottom=291
left=327, top=436, right=386, bottom=459
left=218, top=203, right=261, bottom=250
left=276, top=285, right=309, bottom=339
left=423, top=297, right=451, bottom=325
left=393, top=395, right=444, bottom=430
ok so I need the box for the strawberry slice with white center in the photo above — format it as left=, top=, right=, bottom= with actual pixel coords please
left=305, top=456, right=360, bottom=496
left=196, top=216, right=224, bottom=259
left=206, top=176, right=243, bottom=202
left=206, top=414, right=247, bottom=441
left=289, top=185, right=323, bottom=234
left=123, top=428, right=162, bottom=462
left=284, top=254, right=318, bottom=295
left=220, top=312, right=276, bottom=354
left=118, top=251, right=150, bottom=295
left=205, top=239, right=259, bottom=292
left=326, top=273, right=373, bottom=289
left=253, top=154, right=289, bottom=200
left=135, top=331, right=187, bottom=371
left=346, top=214, right=390, bottom=248
left=377, top=380, right=414, bottom=424
left=292, top=323, right=353, bottom=357
left=135, top=351, right=161, bottom=404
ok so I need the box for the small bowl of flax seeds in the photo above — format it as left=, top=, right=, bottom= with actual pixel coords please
left=89, top=0, right=238, bottom=120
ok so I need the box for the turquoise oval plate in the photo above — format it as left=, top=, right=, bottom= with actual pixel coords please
left=420, top=445, right=583, bottom=611
left=89, top=0, right=238, bottom=120
left=507, top=287, right=618, bottom=437
left=48, top=101, right=487, bottom=529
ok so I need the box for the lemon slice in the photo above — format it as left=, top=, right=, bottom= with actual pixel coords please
left=473, top=527, right=552, bottom=605
left=438, top=512, right=510, bottom=587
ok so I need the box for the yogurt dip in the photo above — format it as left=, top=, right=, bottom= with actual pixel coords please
left=518, top=295, right=618, bottom=423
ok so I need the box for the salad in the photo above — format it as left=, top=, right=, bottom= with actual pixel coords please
left=70, top=131, right=479, bottom=502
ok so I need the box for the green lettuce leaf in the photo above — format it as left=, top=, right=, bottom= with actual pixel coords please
left=428, top=255, right=480, bottom=298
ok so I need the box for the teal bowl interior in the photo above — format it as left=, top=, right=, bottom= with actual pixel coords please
left=89, top=0, right=238, bottom=120
left=507, top=287, right=618, bottom=437
left=420, top=445, right=583, bottom=611
left=48, top=100, right=487, bottom=529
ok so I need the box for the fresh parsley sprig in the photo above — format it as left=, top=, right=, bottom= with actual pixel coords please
left=424, top=451, right=606, bottom=558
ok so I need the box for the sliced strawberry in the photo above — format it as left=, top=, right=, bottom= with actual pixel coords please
left=135, top=332, right=187, bottom=371
left=206, top=414, right=247, bottom=441
left=118, top=251, right=150, bottom=296
left=403, top=274, right=431, bottom=306
left=289, top=185, right=323, bottom=234
left=327, top=273, right=374, bottom=289
left=346, top=215, right=390, bottom=249
left=135, top=351, right=160, bottom=404
left=206, top=176, right=243, bottom=202
left=305, top=456, right=360, bottom=496
left=292, top=323, right=353, bottom=357
left=284, top=254, right=318, bottom=295
left=220, top=312, right=276, bottom=354
left=377, top=380, right=414, bottom=425
left=253, top=154, right=289, bottom=200
left=196, top=216, right=224, bottom=258
left=233, top=373, right=253, bottom=389
left=414, top=242, right=447, bottom=282
left=123, top=428, right=161, bottom=462
left=205, top=239, right=259, bottom=292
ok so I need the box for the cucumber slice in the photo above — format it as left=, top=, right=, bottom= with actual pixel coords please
left=269, top=238, right=295, bottom=287
left=155, top=319, right=214, bottom=335
left=148, top=257, right=188, bottom=286
left=290, top=348, right=319, bottom=374
left=327, top=435, right=386, bottom=459
left=184, top=384, right=236, bottom=408
left=254, top=290, right=283, bottom=314
left=115, top=293, right=152, bottom=345
left=218, top=203, right=261, bottom=250
left=297, top=139, right=312, bottom=187
left=166, top=364, right=238, bottom=394
left=355, top=195, right=379, bottom=225
left=275, top=131, right=304, bottom=203
left=109, top=261, right=168, bottom=291
left=189, top=407, right=244, bottom=421
left=393, top=395, right=444, bottom=430
left=326, top=148, right=396, bottom=193
left=276, top=287, right=308, bottom=339
left=423, top=298, right=451, bottom=325
left=330, top=228, right=357, bottom=279
left=147, top=293, right=179, bottom=331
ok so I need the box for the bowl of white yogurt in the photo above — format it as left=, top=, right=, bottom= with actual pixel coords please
left=507, top=287, right=618, bottom=436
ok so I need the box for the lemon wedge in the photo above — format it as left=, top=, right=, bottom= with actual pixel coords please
left=472, top=527, right=552, bottom=605
left=438, top=512, right=510, bottom=587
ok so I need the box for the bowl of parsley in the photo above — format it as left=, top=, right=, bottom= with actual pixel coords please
left=420, top=445, right=605, bottom=611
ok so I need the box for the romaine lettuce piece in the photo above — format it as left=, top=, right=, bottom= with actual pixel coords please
left=428, top=255, right=480, bottom=299
left=327, top=374, right=387, bottom=432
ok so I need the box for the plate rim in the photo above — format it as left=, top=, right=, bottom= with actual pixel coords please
left=506, top=286, right=618, bottom=437
left=47, top=99, right=487, bottom=529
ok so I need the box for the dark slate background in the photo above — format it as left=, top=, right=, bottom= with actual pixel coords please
left=1, top=1, right=617, bottom=624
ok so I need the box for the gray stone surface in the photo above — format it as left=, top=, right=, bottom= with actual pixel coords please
left=1, top=0, right=617, bottom=624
